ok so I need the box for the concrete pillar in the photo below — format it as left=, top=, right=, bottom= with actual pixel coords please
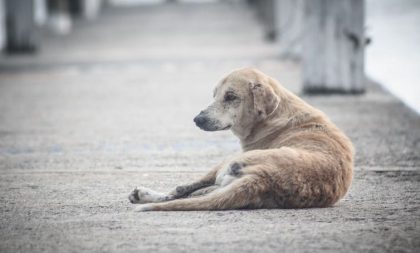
left=275, top=0, right=304, bottom=60
left=69, top=0, right=103, bottom=20
left=5, top=0, right=38, bottom=53
left=34, top=0, right=48, bottom=26
left=46, top=0, right=72, bottom=35
left=251, top=0, right=276, bottom=41
left=302, top=0, right=365, bottom=94
left=261, top=0, right=276, bottom=41
left=0, top=0, right=5, bottom=51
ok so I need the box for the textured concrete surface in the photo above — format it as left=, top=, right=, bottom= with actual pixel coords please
left=1, top=2, right=419, bottom=253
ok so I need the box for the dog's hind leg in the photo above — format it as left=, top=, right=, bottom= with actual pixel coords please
left=135, top=175, right=266, bottom=211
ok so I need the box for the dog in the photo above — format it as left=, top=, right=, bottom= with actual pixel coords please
left=128, top=68, right=354, bottom=211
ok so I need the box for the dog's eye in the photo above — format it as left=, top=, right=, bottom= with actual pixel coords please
left=224, top=93, right=238, bottom=102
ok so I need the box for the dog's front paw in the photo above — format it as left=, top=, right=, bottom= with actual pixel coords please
left=128, top=187, right=141, bottom=204
left=128, top=187, right=154, bottom=204
left=129, top=186, right=171, bottom=204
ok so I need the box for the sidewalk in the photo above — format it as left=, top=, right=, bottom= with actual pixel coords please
left=0, top=2, right=419, bottom=252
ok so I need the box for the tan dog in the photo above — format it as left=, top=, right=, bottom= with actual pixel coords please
left=129, top=68, right=354, bottom=211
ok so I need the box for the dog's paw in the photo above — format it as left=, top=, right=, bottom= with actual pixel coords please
left=228, top=162, right=243, bottom=176
left=128, top=187, right=154, bottom=204
left=129, top=186, right=173, bottom=204
left=128, top=187, right=141, bottom=204
left=134, top=204, right=155, bottom=212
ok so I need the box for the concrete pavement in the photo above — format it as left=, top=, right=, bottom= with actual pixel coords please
left=1, top=2, right=419, bottom=252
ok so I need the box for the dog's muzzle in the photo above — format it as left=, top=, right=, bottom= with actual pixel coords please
left=193, top=111, right=211, bottom=130
left=194, top=110, right=231, bottom=131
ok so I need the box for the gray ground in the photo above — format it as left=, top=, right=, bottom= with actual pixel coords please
left=0, top=2, right=419, bottom=253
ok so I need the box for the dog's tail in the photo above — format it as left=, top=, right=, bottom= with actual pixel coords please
left=135, top=175, right=263, bottom=211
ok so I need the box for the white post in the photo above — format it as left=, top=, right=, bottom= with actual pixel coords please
left=34, top=0, right=47, bottom=26
left=81, top=0, right=103, bottom=20
left=252, top=0, right=276, bottom=41
left=5, top=0, right=38, bottom=52
left=302, top=0, right=365, bottom=93
left=274, top=0, right=304, bottom=60
left=0, top=0, right=5, bottom=51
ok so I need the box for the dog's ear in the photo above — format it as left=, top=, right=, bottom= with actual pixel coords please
left=249, top=82, right=280, bottom=119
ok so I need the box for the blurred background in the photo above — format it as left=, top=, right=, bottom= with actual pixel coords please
left=1, top=1, right=419, bottom=252
left=0, top=0, right=419, bottom=112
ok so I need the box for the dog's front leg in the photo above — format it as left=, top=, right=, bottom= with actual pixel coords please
left=128, top=164, right=222, bottom=204
left=169, top=164, right=223, bottom=199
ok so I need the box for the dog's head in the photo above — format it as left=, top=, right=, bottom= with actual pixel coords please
left=193, top=68, right=280, bottom=135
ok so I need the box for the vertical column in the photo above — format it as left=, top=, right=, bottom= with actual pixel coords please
left=303, top=0, right=365, bottom=93
left=0, top=0, right=5, bottom=51
left=5, top=0, right=38, bottom=52
left=275, top=0, right=304, bottom=60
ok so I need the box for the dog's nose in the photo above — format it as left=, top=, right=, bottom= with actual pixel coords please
left=194, top=114, right=207, bottom=126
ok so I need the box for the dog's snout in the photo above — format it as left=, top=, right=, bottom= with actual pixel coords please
left=193, top=109, right=226, bottom=132
left=194, top=114, right=208, bottom=126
